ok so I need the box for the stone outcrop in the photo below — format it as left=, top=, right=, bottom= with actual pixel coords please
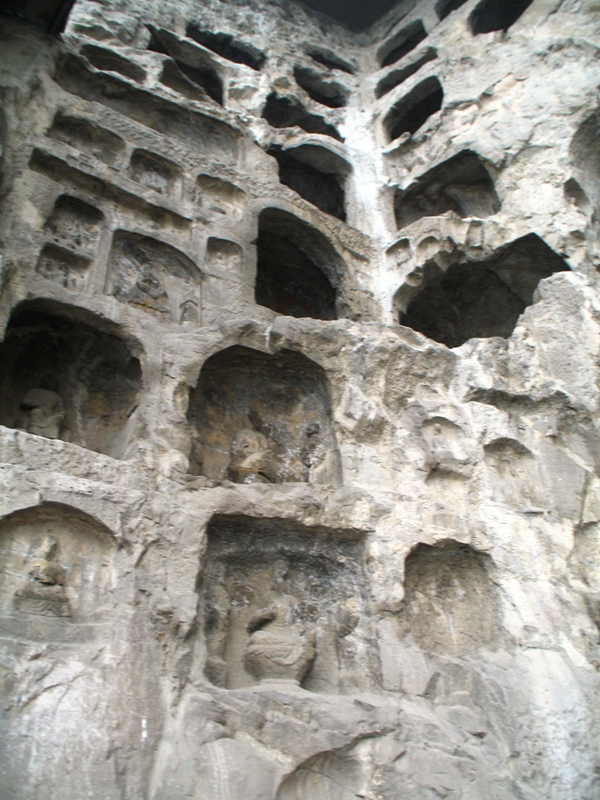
left=0, top=0, right=599, bottom=797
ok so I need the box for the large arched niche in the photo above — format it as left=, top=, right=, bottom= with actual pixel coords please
left=0, top=300, right=142, bottom=458
left=402, top=539, right=503, bottom=655
left=0, top=502, right=116, bottom=636
left=254, top=208, right=343, bottom=320
left=396, top=234, right=570, bottom=348
left=186, top=345, right=341, bottom=485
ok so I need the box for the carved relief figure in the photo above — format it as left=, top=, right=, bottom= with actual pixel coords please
left=13, top=535, right=71, bottom=618
left=243, top=596, right=316, bottom=686
left=16, top=388, right=65, bottom=439
left=228, top=428, right=276, bottom=483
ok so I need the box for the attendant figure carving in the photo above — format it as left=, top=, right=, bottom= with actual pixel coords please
left=13, top=535, right=71, bottom=618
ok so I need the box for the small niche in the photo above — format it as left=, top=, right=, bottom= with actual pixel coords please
left=255, top=208, right=340, bottom=320
left=570, top=111, right=600, bottom=217
left=81, top=44, right=146, bottom=84
left=398, top=234, right=570, bottom=347
left=128, top=150, right=183, bottom=198
left=185, top=24, right=266, bottom=70
left=0, top=503, right=115, bottom=637
left=195, top=174, right=246, bottom=219
left=187, top=345, right=340, bottom=484
left=308, top=49, right=355, bottom=75
left=43, top=193, right=103, bottom=253
left=403, top=540, right=501, bottom=655
left=36, top=244, right=91, bottom=290
left=394, top=150, right=500, bottom=228
left=385, top=76, right=444, bottom=141
left=200, top=516, right=371, bottom=693
left=206, top=238, right=242, bottom=272
left=159, top=59, right=224, bottom=106
left=0, top=301, right=142, bottom=458
left=436, top=0, right=469, bottom=20
left=106, top=231, right=201, bottom=323
left=268, top=144, right=349, bottom=221
left=148, top=28, right=224, bottom=105
left=376, top=47, right=437, bottom=99
left=379, top=20, right=428, bottom=69
left=262, top=93, right=343, bottom=141
left=46, top=113, right=125, bottom=166
left=470, top=0, right=535, bottom=34
left=293, top=67, right=347, bottom=109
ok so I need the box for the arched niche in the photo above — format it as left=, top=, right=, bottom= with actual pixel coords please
left=397, top=234, right=570, bottom=347
left=436, top=0, right=468, bottom=20
left=255, top=208, right=342, bottom=320
left=378, top=20, right=428, bottom=69
left=470, top=0, right=534, bottom=34
left=384, top=76, right=444, bottom=142
left=200, top=516, right=371, bottom=692
left=570, top=111, right=600, bottom=219
left=403, top=539, right=502, bottom=655
left=0, top=301, right=142, bottom=458
left=394, top=150, right=500, bottom=229
left=0, top=503, right=116, bottom=638
left=293, top=66, right=348, bottom=109
left=261, top=93, right=343, bottom=141
left=187, top=345, right=341, bottom=485
left=375, top=47, right=437, bottom=99
left=268, top=144, right=350, bottom=221
left=105, top=231, right=201, bottom=323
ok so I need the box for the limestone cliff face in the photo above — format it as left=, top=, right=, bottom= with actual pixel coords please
left=0, top=0, right=599, bottom=797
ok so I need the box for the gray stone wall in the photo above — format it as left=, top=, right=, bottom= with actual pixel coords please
left=0, top=0, right=599, bottom=797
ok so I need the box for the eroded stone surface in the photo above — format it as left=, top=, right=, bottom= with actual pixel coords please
left=0, top=0, right=599, bottom=797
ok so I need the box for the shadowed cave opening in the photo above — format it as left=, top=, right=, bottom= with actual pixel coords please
left=185, top=24, right=266, bottom=70
left=0, top=301, right=142, bottom=458
left=470, top=0, right=535, bottom=34
left=268, top=144, right=348, bottom=221
left=262, top=93, right=343, bottom=140
left=398, top=234, right=570, bottom=347
left=187, top=347, right=340, bottom=485
left=569, top=111, right=600, bottom=220
left=379, top=20, right=428, bottom=68
left=255, top=209, right=340, bottom=320
left=376, top=47, right=437, bottom=99
left=436, top=0, right=469, bottom=20
left=394, top=150, right=500, bottom=228
left=293, top=66, right=347, bottom=108
left=385, top=76, right=443, bottom=141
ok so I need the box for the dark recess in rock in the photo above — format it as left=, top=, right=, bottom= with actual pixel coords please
left=0, top=301, right=141, bottom=458
left=0, top=0, right=75, bottom=34
left=255, top=208, right=339, bottom=320
left=262, top=93, right=343, bottom=140
left=435, top=0, right=469, bottom=21
left=185, top=24, right=266, bottom=70
left=470, top=0, right=535, bottom=34
left=296, top=0, right=400, bottom=31
left=148, top=30, right=224, bottom=106
left=394, top=150, right=500, bottom=228
left=293, top=66, right=347, bottom=108
left=385, top=76, right=443, bottom=141
left=376, top=47, right=437, bottom=99
left=269, top=145, right=347, bottom=220
left=379, top=21, right=428, bottom=68
left=399, top=234, right=570, bottom=347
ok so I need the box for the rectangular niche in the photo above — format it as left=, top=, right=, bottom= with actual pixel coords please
left=200, top=516, right=376, bottom=694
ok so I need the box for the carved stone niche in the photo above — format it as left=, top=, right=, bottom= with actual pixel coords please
left=106, top=231, right=201, bottom=324
left=569, top=111, right=600, bottom=220
left=128, top=149, right=183, bottom=199
left=0, top=503, right=115, bottom=641
left=200, top=516, right=374, bottom=693
left=187, top=345, right=341, bottom=484
left=397, top=234, right=570, bottom=347
left=0, top=300, right=142, bottom=458
left=195, top=174, right=246, bottom=220
left=402, top=540, right=503, bottom=656
left=36, top=194, right=104, bottom=290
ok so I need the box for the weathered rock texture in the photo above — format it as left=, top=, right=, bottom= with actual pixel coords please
left=1, top=0, right=599, bottom=797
